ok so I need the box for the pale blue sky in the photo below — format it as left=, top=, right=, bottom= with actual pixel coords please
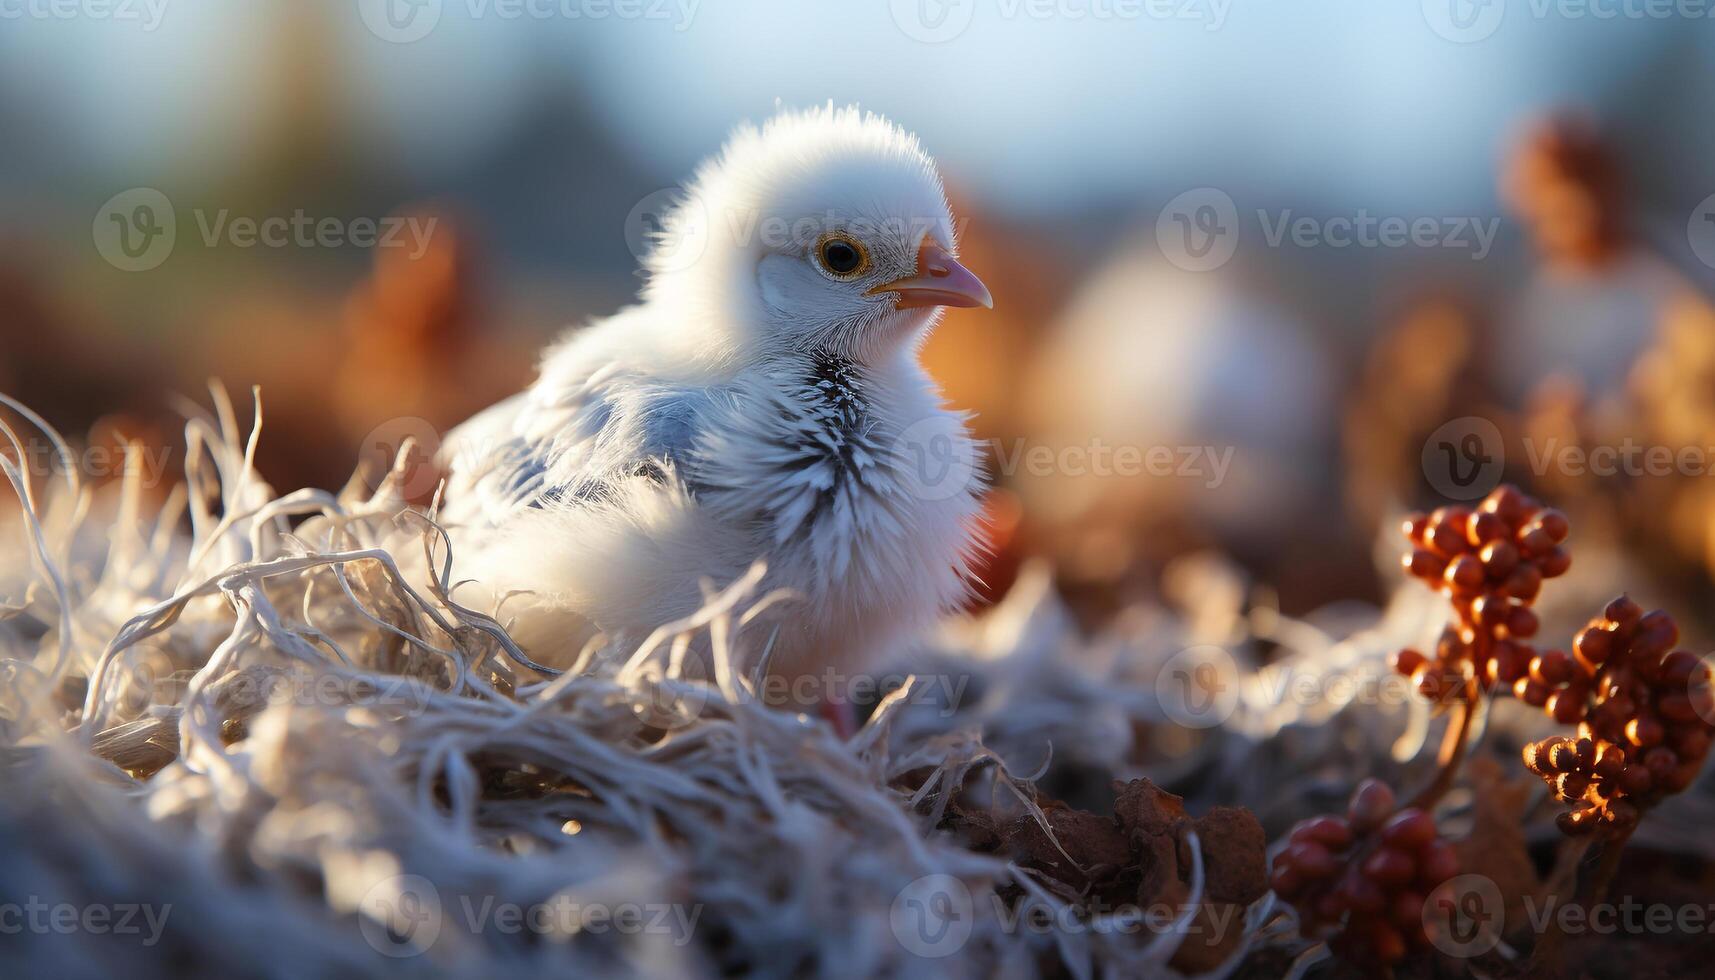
left=1, top=0, right=1706, bottom=218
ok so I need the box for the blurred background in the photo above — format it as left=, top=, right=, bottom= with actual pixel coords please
left=6, top=0, right=1715, bottom=630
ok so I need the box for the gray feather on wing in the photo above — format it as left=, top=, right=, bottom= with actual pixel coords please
left=440, top=376, right=709, bottom=527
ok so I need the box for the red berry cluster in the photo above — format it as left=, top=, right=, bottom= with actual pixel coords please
left=1271, top=780, right=1460, bottom=966
left=1522, top=597, right=1715, bottom=834
left=1395, top=486, right=1571, bottom=703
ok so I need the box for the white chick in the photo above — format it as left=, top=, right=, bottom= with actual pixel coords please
left=438, top=106, right=991, bottom=711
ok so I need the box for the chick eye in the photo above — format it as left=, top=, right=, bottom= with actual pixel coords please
left=815, top=234, right=870, bottom=280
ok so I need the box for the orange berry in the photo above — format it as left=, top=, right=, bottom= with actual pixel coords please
left=1392, top=891, right=1426, bottom=930
left=1466, top=510, right=1505, bottom=545
left=1631, top=611, right=1679, bottom=660
left=1626, top=715, right=1665, bottom=749
left=1362, top=848, right=1416, bottom=887
left=1347, top=779, right=1396, bottom=832
left=1547, top=690, right=1585, bottom=725
left=1392, top=648, right=1428, bottom=678
left=1538, top=547, right=1571, bottom=578
left=1379, top=809, right=1437, bottom=849
left=1518, top=526, right=1555, bottom=556
left=1284, top=840, right=1337, bottom=877
left=1604, top=595, right=1642, bottom=628
left=1445, top=555, right=1486, bottom=593
left=1506, top=606, right=1540, bottom=639
left=1426, top=521, right=1468, bottom=558
left=1574, top=627, right=1613, bottom=666
left=1503, top=563, right=1542, bottom=600
left=1532, top=649, right=1573, bottom=685
left=1293, top=815, right=1354, bottom=849
left=1417, top=839, right=1459, bottom=884
left=1404, top=548, right=1447, bottom=581
left=1659, top=692, right=1698, bottom=724
left=1517, top=679, right=1550, bottom=707
left=1402, top=512, right=1430, bottom=543
left=1482, top=486, right=1527, bottom=525
left=1339, top=872, right=1386, bottom=913
left=1534, top=509, right=1570, bottom=542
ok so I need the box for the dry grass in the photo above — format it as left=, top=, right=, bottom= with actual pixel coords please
left=13, top=388, right=1707, bottom=978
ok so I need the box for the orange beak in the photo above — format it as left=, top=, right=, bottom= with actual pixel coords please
left=867, top=239, right=993, bottom=310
